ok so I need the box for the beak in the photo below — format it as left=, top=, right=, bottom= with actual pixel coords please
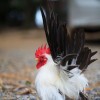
left=35, top=58, right=39, bottom=61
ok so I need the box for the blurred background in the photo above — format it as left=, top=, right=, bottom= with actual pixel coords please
left=0, top=0, right=100, bottom=40
left=0, top=0, right=100, bottom=99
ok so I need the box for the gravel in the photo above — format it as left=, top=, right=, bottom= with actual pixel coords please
left=0, top=30, right=100, bottom=99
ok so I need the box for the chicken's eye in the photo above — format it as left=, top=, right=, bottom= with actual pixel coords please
left=41, top=56, right=44, bottom=59
left=39, top=56, right=43, bottom=60
left=40, top=56, right=47, bottom=61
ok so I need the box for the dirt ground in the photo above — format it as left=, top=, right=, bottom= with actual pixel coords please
left=0, top=29, right=100, bottom=100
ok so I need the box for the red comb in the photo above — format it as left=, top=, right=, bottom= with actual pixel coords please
left=35, top=44, right=50, bottom=58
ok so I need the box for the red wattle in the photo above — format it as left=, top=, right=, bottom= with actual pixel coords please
left=36, top=60, right=47, bottom=69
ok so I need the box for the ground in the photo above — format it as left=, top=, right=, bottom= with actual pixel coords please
left=0, top=29, right=100, bottom=100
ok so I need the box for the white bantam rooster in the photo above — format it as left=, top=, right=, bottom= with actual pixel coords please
left=35, top=1, right=97, bottom=100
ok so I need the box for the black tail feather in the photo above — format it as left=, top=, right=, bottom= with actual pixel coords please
left=79, top=92, right=88, bottom=100
left=40, top=0, right=97, bottom=72
left=76, top=47, right=97, bottom=71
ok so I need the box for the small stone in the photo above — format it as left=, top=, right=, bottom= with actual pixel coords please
left=29, top=94, right=36, bottom=100
left=94, top=96, right=100, bottom=100
left=20, top=95, right=30, bottom=99
left=16, top=95, right=21, bottom=99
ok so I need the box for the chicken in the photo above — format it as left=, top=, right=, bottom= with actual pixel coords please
left=34, top=1, right=97, bottom=100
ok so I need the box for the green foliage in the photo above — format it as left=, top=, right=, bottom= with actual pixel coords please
left=25, top=81, right=31, bottom=86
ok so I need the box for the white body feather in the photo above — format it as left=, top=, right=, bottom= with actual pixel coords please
left=35, top=54, right=88, bottom=100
